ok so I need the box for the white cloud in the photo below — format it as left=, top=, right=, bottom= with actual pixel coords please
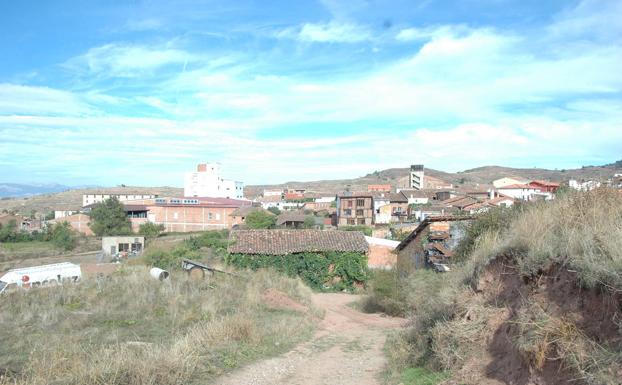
left=0, top=84, right=93, bottom=116
left=278, top=21, right=372, bottom=43
left=64, top=43, right=198, bottom=77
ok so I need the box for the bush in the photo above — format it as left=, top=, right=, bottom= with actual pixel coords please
left=245, top=211, right=276, bottom=229
left=226, top=251, right=369, bottom=291
left=138, top=222, right=165, bottom=239
left=88, top=197, right=132, bottom=236
left=143, top=246, right=200, bottom=270
left=50, top=222, right=76, bottom=251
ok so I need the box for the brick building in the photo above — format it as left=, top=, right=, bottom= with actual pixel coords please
left=336, top=193, right=374, bottom=226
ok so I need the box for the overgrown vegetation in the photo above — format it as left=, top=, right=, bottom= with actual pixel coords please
left=0, top=267, right=316, bottom=385
left=226, top=251, right=369, bottom=291
left=245, top=210, right=276, bottom=229
left=143, top=230, right=230, bottom=270
left=339, top=225, right=373, bottom=236
left=0, top=219, right=76, bottom=250
left=372, top=189, right=622, bottom=384
left=138, top=222, right=165, bottom=239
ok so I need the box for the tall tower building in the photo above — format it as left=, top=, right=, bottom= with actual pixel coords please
left=409, top=164, right=424, bottom=190
left=184, top=163, right=244, bottom=199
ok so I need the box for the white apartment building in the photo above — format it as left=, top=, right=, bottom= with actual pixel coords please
left=82, top=193, right=157, bottom=207
left=184, top=163, right=244, bottom=199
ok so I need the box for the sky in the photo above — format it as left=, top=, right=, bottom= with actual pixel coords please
left=0, top=0, right=621, bottom=187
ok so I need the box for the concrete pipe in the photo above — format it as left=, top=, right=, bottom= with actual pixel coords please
left=150, top=267, right=170, bottom=281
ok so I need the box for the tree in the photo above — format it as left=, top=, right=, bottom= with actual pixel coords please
left=88, top=197, right=131, bottom=236
left=267, top=206, right=281, bottom=215
left=245, top=211, right=276, bottom=229
left=50, top=222, right=76, bottom=251
left=303, top=215, right=316, bottom=229
left=139, top=222, right=165, bottom=239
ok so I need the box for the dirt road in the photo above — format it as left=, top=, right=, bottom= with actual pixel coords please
left=219, top=293, right=405, bottom=385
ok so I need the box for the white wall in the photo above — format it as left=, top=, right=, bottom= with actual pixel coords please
left=184, top=163, right=244, bottom=199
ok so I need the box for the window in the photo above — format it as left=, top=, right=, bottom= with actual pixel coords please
left=208, top=212, right=213, bottom=220
left=344, top=209, right=352, bottom=216
left=118, top=243, right=129, bottom=252
left=357, top=219, right=366, bottom=225
left=171, top=198, right=181, bottom=204
left=356, top=209, right=364, bottom=216
left=356, top=198, right=365, bottom=207
left=347, top=200, right=353, bottom=208
left=347, top=219, right=355, bottom=225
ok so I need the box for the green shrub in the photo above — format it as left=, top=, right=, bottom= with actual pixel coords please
left=226, top=251, right=369, bottom=291
left=143, top=246, right=200, bottom=270
left=339, top=225, right=373, bottom=236
left=138, top=222, right=165, bottom=239
left=50, top=222, right=76, bottom=251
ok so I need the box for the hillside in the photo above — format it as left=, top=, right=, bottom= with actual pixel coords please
left=0, top=186, right=183, bottom=215
left=245, top=161, right=622, bottom=197
left=2, top=161, right=620, bottom=215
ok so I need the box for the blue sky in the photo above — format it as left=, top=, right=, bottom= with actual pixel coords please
left=1, top=0, right=621, bottom=186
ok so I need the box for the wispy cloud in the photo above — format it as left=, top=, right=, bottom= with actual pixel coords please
left=277, top=21, right=372, bottom=43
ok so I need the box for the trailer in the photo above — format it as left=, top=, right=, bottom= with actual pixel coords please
left=0, top=262, right=82, bottom=294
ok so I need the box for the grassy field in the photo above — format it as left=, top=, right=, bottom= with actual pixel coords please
left=0, top=267, right=317, bottom=385
left=0, top=236, right=100, bottom=266
left=367, top=188, right=622, bottom=384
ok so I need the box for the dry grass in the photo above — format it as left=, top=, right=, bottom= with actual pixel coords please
left=382, top=189, right=622, bottom=384
left=0, top=267, right=316, bottom=385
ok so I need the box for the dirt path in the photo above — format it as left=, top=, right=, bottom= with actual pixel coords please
left=219, top=293, right=405, bottom=385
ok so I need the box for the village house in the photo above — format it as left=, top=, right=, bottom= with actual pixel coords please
left=145, top=197, right=251, bottom=232
left=184, top=163, right=244, bottom=199
left=336, top=193, right=374, bottom=226
left=102, top=236, right=145, bottom=256
left=528, top=180, right=560, bottom=193
left=229, top=206, right=273, bottom=227
left=365, top=236, right=399, bottom=270
left=228, top=229, right=378, bottom=268
left=82, top=192, right=158, bottom=207
left=397, top=188, right=430, bottom=205
left=276, top=211, right=307, bottom=228
left=50, top=213, right=93, bottom=236
left=395, top=215, right=472, bottom=272
left=492, top=177, right=529, bottom=188
left=496, top=184, right=544, bottom=201
left=388, top=192, right=409, bottom=222
left=303, top=196, right=336, bottom=214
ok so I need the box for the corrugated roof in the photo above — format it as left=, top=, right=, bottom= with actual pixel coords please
left=228, top=229, right=369, bottom=255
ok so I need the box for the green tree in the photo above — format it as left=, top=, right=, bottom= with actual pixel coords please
left=267, top=206, right=281, bottom=215
left=88, top=197, right=132, bottom=236
left=303, top=215, right=316, bottom=229
left=50, top=222, right=76, bottom=251
left=139, top=222, right=165, bottom=239
left=245, top=210, right=276, bottom=229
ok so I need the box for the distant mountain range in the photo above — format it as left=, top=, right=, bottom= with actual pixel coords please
left=0, top=183, right=77, bottom=198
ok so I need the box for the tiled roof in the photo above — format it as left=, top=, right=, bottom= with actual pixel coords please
left=497, top=184, right=533, bottom=189
left=276, top=211, right=306, bottom=225
left=228, top=229, right=369, bottom=255
left=389, top=192, right=408, bottom=203
left=230, top=206, right=271, bottom=217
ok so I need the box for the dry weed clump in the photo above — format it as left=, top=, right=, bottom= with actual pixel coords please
left=0, top=267, right=316, bottom=385
left=514, top=300, right=622, bottom=385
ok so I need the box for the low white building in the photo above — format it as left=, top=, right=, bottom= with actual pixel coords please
left=83, top=193, right=157, bottom=207
left=496, top=184, right=541, bottom=201
left=397, top=189, right=430, bottom=205
left=263, top=189, right=283, bottom=197
left=373, top=193, right=391, bottom=224
left=54, top=210, right=77, bottom=219
left=569, top=179, right=601, bottom=191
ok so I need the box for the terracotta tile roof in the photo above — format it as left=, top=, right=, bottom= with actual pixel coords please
left=389, top=192, right=408, bottom=203
left=228, top=229, right=369, bottom=255
left=529, top=180, right=560, bottom=187
left=487, top=196, right=515, bottom=205
left=276, top=211, right=307, bottom=225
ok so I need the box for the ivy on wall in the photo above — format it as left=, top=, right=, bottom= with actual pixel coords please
left=225, top=251, right=369, bottom=291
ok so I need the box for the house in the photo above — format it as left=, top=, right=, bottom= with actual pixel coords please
left=528, top=180, right=560, bottom=193
left=0, top=213, right=41, bottom=232
left=284, top=192, right=305, bottom=200
left=51, top=213, right=93, bottom=236
left=102, top=236, right=145, bottom=256
left=54, top=209, right=78, bottom=219
left=303, top=197, right=335, bottom=213
left=441, top=195, right=478, bottom=210
left=145, top=197, right=252, bottom=232
left=336, top=193, right=374, bottom=226
left=397, top=189, right=430, bottom=205
left=569, top=179, right=601, bottom=191
left=492, top=177, right=529, bottom=188
left=365, top=236, right=399, bottom=270
left=435, top=190, right=457, bottom=201
left=230, top=206, right=273, bottom=227
left=395, top=215, right=472, bottom=272
left=276, top=211, right=307, bottom=228
left=263, top=189, right=283, bottom=197
left=184, top=163, right=244, bottom=199
left=372, top=193, right=391, bottom=224
left=82, top=192, right=158, bottom=207
left=411, top=205, right=459, bottom=221
left=496, top=184, right=541, bottom=201
left=367, top=184, right=392, bottom=193
left=388, top=192, right=409, bottom=222
left=228, top=229, right=368, bottom=255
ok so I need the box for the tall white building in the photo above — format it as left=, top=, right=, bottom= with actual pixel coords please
left=184, top=163, right=244, bottom=199
left=409, top=164, right=425, bottom=190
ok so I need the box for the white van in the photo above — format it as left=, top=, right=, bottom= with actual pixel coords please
left=0, top=262, right=82, bottom=294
